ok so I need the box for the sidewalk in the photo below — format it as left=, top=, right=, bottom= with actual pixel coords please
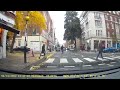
left=0, top=51, right=55, bottom=71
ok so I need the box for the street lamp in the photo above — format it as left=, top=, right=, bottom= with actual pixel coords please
left=24, top=14, right=30, bottom=63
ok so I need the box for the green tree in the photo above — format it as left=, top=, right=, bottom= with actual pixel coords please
left=64, top=11, right=82, bottom=49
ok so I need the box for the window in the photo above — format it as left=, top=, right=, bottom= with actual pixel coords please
left=96, top=30, right=97, bottom=36
left=119, top=19, right=120, bottom=24
left=100, top=30, right=102, bottom=36
left=113, top=11, right=116, bottom=14
left=115, top=17, right=117, bottom=23
left=0, top=28, right=3, bottom=46
left=108, top=31, right=110, bottom=37
left=110, top=16, right=112, bottom=21
left=96, top=30, right=102, bottom=36
left=107, top=22, right=109, bottom=29
left=105, top=15, right=108, bottom=20
left=94, top=12, right=101, bottom=19
left=111, top=22, right=114, bottom=29
left=95, top=20, right=102, bottom=27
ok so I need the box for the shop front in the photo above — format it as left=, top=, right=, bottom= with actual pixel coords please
left=0, top=22, right=19, bottom=59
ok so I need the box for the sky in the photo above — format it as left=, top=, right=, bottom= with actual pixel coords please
left=49, top=11, right=82, bottom=45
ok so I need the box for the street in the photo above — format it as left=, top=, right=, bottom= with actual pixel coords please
left=29, top=50, right=120, bottom=71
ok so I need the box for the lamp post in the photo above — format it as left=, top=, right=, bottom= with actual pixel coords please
left=24, top=14, right=29, bottom=63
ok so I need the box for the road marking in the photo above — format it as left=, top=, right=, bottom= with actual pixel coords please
left=97, top=58, right=107, bottom=61
left=64, top=66, right=75, bottom=67
left=83, top=65, right=92, bottom=67
left=47, top=66, right=57, bottom=68
left=83, top=58, right=96, bottom=62
left=45, top=58, right=55, bottom=63
left=82, top=55, right=84, bottom=57
left=72, top=58, right=83, bottom=63
left=107, top=64, right=114, bottom=66
left=113, top=56, right=120, bottom=59
left=98, top=63, right=105, bottom=65
left=94, top=57, right=107, bottom=61
left=60, top=58, right=68, bottom=63
left=110, top=62, right=116, bottom=64
left=103, top=57, right=114, bottom=60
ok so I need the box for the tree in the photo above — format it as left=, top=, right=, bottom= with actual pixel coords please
left=8, top=11, right=47, bottom=53
left=64, top=11, right=82, bottom=49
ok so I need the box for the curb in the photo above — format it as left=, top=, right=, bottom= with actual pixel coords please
left=25, top=51, right=55, bottom=71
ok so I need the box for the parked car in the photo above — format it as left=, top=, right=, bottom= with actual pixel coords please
left=103, top=47, right=118, bottom=53
left=13, top=46, right=30, bottom=52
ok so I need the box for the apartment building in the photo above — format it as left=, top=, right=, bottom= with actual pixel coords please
left=80, top=11, right=120, bottom=51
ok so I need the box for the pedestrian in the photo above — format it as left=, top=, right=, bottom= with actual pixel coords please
left=61, top=45, right=64, bottom=54
left=41, top=44, right=45, bottom=56
left=96, top=41, right=104, bottom=60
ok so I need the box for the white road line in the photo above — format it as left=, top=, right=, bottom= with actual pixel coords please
left=47, top=66, right=57, bottom=68
left=83, top=65, right=92, bottom=67
left=72, top=58, right=83, bottom=63
left=107, top=64, right=114, bottom=66
left=103, top=57, right=114, bottom=60
left=113, top=56, right=120, bottom=59
left=94, top=57, right=107, bottom=61
left=110, top=62, right=116, bottom=64
left=45, top=58, right=55, bottom=63
left=60, top=58, right=68, bottom=63
left=64, top=66, right=75, bottom=67
left=83, top=58, right=96, bottom=62
left=98, top=63, right=105, bottom=65
left=97, top=58, right=107, bottom=61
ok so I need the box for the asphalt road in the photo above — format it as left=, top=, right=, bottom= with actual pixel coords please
left=31, top=50, right=120, bottom=71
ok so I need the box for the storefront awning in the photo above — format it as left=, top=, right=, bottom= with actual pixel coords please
left=0, top=22, right=20, bottom=34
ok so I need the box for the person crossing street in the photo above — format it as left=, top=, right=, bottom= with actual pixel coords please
left=96, top=41, right=104, bottom=60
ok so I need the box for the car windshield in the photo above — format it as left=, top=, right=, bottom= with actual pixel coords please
left=0, top=11, right=120, bottom=79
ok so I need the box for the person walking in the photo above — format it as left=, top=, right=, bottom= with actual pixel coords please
left=96, top=41, right=104, bottom=60
left=61, top=45, right=64, bottom=54
left=41, top=44, right=45, bottom=56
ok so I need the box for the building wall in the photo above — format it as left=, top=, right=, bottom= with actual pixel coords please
left=80, top=11, right=120, bottom=51
left=0, top=11, right=15, bottom=59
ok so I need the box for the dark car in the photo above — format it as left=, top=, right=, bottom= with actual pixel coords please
left=103, top=47, right=118, bottom=53
left=13, top=46, right=30, bottom=52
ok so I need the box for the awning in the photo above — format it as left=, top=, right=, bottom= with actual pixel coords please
left=0, top=22, right=20, bottom=34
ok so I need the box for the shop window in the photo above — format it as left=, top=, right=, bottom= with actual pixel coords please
left=0, top=28, right=3, bottom=46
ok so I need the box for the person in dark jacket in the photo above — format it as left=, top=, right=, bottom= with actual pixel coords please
left=41, top=44, right=45, bottom=56
left=96, top=42, right=104, bottom=60
left=61, top=45, right=64, bottom=54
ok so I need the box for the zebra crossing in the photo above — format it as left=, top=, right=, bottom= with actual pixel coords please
left=43, top=55, right=120, bottom=64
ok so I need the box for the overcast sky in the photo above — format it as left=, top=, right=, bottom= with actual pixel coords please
left=49, top=11, right=82, bottom=45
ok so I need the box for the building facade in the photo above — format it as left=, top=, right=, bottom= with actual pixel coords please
left=0, top=11, right=16, bottom=59
left=14, top=11, right=55, bottom=52
left=80, top=11, right=120, bottom=51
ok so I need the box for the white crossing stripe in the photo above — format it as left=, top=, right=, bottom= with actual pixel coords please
left=97, top=58, right=107, bottom=61
left=83, top=65, right=92, bottom=67
left=94, top=57, right=107, bottom=61
left=83, top=58, right=96, bottom=62
left=64, top=66, right=75, bottom=67
left=98, top=63, right=105, bottom=65
left=72, top=58, right=83, bottom=63
left=113, top=56, right=120, bottom=59
left=45, top=58, right=55, bottom=63
left=60, top=58, right=68, bottom=63
left=104, top=57, right=114, bottom=60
